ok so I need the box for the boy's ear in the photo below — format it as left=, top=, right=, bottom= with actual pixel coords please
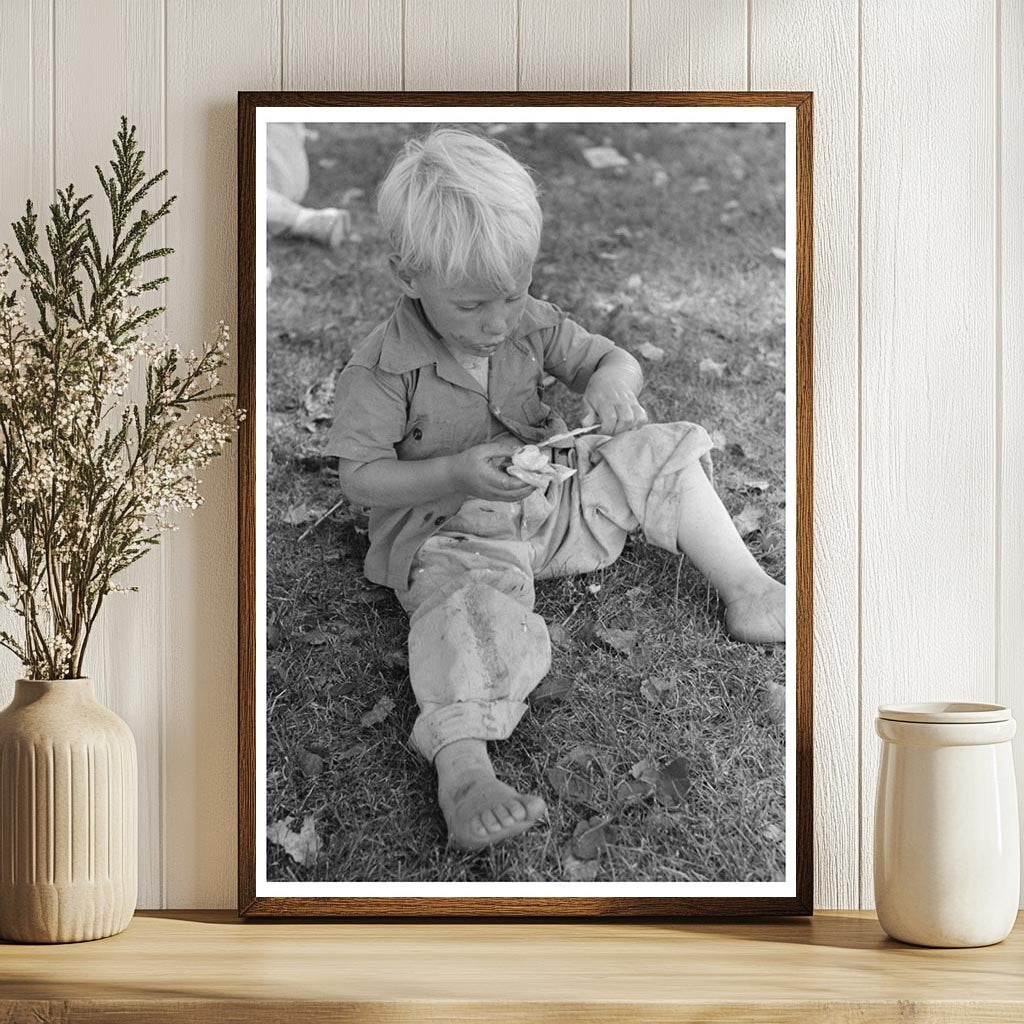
left=388, top=255, right=420, bottom=298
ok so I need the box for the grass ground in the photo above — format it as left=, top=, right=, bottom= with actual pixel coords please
left=265, top=121, right=788, bottom=883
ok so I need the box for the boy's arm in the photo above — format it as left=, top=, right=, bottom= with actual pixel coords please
left=540, top=310, right=647, bottom=436
left=337, top=439, right=535, bottom=508
left=580, top=347, right=648, bottom=436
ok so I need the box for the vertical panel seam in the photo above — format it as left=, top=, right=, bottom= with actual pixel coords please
left=516, top=0, right=521, bottom=90
left=49, top=0, right=55, bottom=197
left=746, top=0, right=752, bottom=90
left=856, top=0, right=864, bottom=910
left=627, top=0, right=632, bottom=91
left=994, top=0, right=1003, bottom=706
left=160, top=0, right=169, bottom=911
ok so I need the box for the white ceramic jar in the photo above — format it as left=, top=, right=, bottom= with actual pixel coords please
left=874, top=702, right=1019, bottom=947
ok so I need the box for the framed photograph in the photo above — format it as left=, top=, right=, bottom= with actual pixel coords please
left=238, top=91, right=812, bottom=916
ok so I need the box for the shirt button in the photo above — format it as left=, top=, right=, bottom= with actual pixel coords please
left=434, top=516, right=446, bottom=526
left=412, top=428, right=423, bottom=440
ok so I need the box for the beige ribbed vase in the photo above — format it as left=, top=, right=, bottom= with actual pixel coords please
left=0, top=678, right=137, bottom=943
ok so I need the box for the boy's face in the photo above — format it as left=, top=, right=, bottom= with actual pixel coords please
left=400, top=264, right=534, bottom=360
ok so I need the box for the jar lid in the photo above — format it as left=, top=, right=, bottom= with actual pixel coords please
left=877, top=702, right=1011, bottom=724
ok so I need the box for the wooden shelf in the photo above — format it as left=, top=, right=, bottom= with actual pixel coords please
left=2, top=909, right=1022, bottom=1022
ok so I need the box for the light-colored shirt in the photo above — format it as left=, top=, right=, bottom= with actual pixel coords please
left=326, top=293, right=617, bottom=591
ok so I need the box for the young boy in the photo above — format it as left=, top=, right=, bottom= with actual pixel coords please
left=327, top=128, right=785, bottom=852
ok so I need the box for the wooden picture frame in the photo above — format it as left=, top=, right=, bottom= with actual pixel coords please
left=238, top=91, right=813, bottom=917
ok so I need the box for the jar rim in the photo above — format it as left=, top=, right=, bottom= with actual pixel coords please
left=877, top=701, right=1010, bottom=724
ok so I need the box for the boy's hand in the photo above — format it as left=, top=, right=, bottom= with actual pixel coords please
left=453, top=440, right=537, bottom=502
left=581, top=367, right=648, bottom=436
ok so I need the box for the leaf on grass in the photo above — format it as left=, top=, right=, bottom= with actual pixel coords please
left=331, top=678, right=359, bottom=698
left=548, top=623, right=569, bottom=648
left=615, top=778, right=655, bottom=806
left=566, top=743, right=610, bottom=773
left=282, top=503, right=317, bottom=527
left=360, top=696, right=395, bottom=728
left=636, top=341, right=666, bottom=363
left=561, top=844, right=601, bottom=881
left=709, top=430, right=728, bottom=451
left=592, top=624, right=638, bottom=655
left=546, top=767, right=601, bottom=810
left=640, top=676, right=677, bottom=705
left=297, top=627, right=334, bottom=646
left=268, top=815, right=321, bottom=866
left=698, top=357, right=727, bottom=379
left=303, top=372, right=336, bottom=424
left=763, top=680, right=786, bottom=726
left=532, top=673, right=575, bottom=705
left=732, top=504, right=765, bottom=538
left=771, top=247, right=786, bottom=262
left=651, top=169, right=670, bottom=187
left=630, top=759, right=659, bottom=784
left=689, top=177, right=711, bottom=193
left=381, top=649, right=409, bottom=671
left=581, top=145, right=629, bottom=169
left=654, top=756, right=692, bottom=808
left=626, top=273, right=643, bottom=290
left=763, top=821, right=784, bottom=844
left=298, top=750, right=324, bottom=779
left=570, top=815, right=615, bottom=860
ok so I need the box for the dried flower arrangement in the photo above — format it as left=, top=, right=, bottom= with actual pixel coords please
left=0, top=118, right=241, bottom=680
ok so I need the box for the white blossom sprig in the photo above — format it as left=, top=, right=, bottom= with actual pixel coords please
left=0, top=118, right=242, bottom=680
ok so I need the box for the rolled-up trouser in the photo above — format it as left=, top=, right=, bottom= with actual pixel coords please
left=395, top=422, right=714, bottom=761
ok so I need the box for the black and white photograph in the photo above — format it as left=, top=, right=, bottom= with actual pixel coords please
left=242, top=98, right=809, bottom=913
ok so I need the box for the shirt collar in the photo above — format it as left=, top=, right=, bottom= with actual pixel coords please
left=377, top=293, right=564, bottom=375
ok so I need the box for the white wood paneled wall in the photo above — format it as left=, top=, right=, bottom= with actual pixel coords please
left=0, top=0, right=1019, bottom=911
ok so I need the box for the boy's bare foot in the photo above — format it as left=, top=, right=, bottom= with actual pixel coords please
left=435, top=738, right=547, bottom=851
left=724, top=576, right=786, bottom=644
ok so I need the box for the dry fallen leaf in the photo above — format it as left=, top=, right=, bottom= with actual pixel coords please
left=582, top=145, right=630, bottom=169
left=592, top=624, right=638, bottom=655
left=571, top=815, right=615, bottom=860
left=282, top=503, right=317, bottom=527
left=561, top=843, right=601, bottom=881
left=546, top=767, right=601, bottom=810
left=732, top=504, right=766, bottom=538
left=763, top=680, right=786, bottom=726
left=566, top=743, right=610, bottom=772
left=654, top=756, right=692, bottom=808
left=548, top=623, right=569, bottom=648
left=710, top=430, right=728, bottom=451
left=626, top=273, right=643, bottom=290
left=268, top=815, right=322, bottom=866
left=699, top=357, right=728, bottom=379
left=532, top=673, right=575, bottom=704
left=303, top=372, right=336, bottom=424
left=636, top=342, right=666, bottom=363
left=771, top=246, right=787, bottom=262
left=360, top=696, right=395, bottom=728
left=651, top=168, right=669, bottom=187
left=640, top=676, right=677, bottom=705
left=298, top=750, right=324, bottom=779
left=690, top=177, right=711, bottom=193
left=615, top=778, right=655, bottom=806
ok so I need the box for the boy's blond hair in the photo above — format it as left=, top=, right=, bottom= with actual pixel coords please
left=377, top=127, right=542, bottom=293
